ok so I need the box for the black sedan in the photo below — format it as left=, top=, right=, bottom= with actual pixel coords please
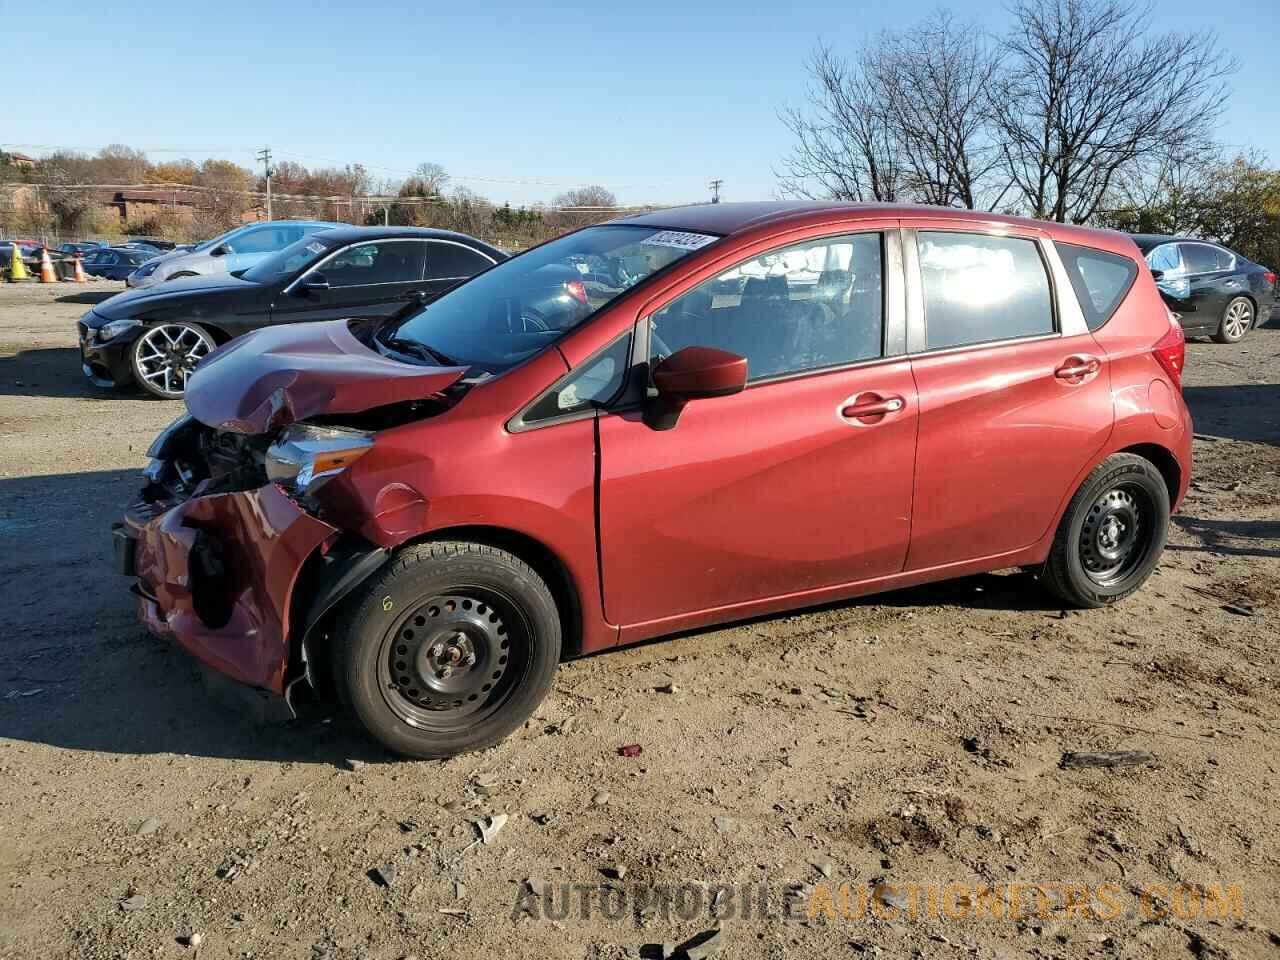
left=78, top=227, right=505, bottom=398
left=83, top=246, right=156, bottom=281
left=1132, top=234, right=1277, bottom=343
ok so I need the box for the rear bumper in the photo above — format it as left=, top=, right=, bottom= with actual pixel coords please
left=118, top=484, right=335, bottom=694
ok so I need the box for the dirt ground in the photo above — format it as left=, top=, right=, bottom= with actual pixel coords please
left=0, top=281, right=1277, bottom=960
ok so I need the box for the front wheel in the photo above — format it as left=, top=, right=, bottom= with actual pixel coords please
left=1039, top=453, right=1170, bottom=608
left=130, top=321, right=216, bottom=399
left=331, top=541, right=561, bottom=759
left=1213, top=296, right=1253, bottom=343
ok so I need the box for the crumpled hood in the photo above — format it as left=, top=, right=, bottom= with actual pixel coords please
left=185, top=320, right=467, bottom=434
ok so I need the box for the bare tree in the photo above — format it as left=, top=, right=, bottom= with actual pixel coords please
left=873, top=13, right=1007, bottom=209
left=551, top=185, right=617, bottom=229
left=777, top=43, right=901, bottom=202
left=992, top=0, right=1236, bottom=223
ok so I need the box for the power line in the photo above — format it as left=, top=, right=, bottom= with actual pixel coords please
left=709, top=179, right=723, bottom=203
left=256, top=147, right=273, bottom=220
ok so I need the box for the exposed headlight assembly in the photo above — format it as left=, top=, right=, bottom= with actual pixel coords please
left=265, top=424, right=373, bottom=496
left=98, top=318, right=142, bottom=340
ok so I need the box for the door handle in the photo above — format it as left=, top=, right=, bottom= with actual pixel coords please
left=840, top=394, right=905, bottom=420
left=1054, top=356, right=1101, bottom=380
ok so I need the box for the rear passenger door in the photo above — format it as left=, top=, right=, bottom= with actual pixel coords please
left=271, top=240, right=429, bottom=324
left=903, top=224, right=1114, bottom=571
left=1178, top=242, right=1240, bottom=333
left=597, top=226, right=920, bottom=627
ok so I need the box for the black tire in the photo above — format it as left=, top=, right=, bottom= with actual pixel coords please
left=129, top=321, right=217, bottom=399
left=331, top=540, right=561, bottom=759
left=1212, top=295, right=1253, bottom=344
left=1040, top=453, right=1170, bottom=608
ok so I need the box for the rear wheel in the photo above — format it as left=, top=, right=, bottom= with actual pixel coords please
left=1213, top=296, right=1253, bottom=343
left=331, top=541, right=561, bottom=759
left=1040, top=453, right=1169, bottom=607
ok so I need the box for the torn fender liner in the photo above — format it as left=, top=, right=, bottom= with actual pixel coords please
left=185, top=320, right=466, bottom=435
left=128, top=485, right=336, bottom=693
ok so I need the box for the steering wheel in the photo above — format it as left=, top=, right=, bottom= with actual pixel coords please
left=517, top=310, right=551, bottom=334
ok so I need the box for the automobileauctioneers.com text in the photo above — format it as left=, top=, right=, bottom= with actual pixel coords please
left=512, top=880, right=1244, bottom=923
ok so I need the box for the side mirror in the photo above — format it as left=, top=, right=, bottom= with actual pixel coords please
left=297, top=273, right=330, bottom=295
left=644, top=345, right=747, bottom=430
left=210, top=244, right=229, bottom=257
left=1149, top=269, right=1164, bottom=281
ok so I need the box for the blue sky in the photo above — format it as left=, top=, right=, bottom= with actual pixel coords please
left=2, top=0, right=1276, bottom=207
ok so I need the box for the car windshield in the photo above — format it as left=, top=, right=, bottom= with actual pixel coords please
left=241, top=235, right=335, bottom=283
left=387, top=224, right=719, bottom=370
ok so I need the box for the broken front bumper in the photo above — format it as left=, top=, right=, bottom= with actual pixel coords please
left=117, top=484, right=335, bottom=694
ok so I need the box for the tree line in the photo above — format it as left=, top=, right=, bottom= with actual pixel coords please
left=778, top=0, right=1280, bottom=268
left=0, top=148, right=626, bottom=250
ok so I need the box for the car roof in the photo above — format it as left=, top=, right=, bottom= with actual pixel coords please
left=612, top=201, right=1139, bottom=255
left=1129, top=233, right=1229, bottom=252
left=309, top=225, right=506, bottom=257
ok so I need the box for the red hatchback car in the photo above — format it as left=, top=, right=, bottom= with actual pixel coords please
left=117, top=202, right=1191, bottom=758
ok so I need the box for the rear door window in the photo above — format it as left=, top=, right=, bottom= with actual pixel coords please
left=1180, top=243, right=1227, bottom=275
left=427, top=242, right=494, bottom=280
left=918, top=232, right=1054, bottom=350
left=1056, top=242, right=1139, bottom=331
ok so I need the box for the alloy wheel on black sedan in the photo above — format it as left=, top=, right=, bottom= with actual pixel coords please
left=130, top=321, right=216, bottom=399
left=1214, top=296, right=1254, bottom=344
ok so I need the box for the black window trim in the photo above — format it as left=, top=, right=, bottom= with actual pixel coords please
left=904, top=226, right=1062, bottom=357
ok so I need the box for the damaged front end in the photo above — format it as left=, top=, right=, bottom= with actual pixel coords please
left=116, top=415, right=339, bottom=697
left=116, top=320, right=471, bottom=707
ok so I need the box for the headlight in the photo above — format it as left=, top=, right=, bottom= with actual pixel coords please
left=133, top=260, right=160, bottom=278
left=98, top=318, right=142, bottom=340
left=265, top=424, right=373, bottom=496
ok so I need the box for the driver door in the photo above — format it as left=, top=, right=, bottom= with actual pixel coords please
left=596, top=227, right=919, bottom=630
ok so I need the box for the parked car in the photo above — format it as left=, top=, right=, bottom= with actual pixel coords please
left=80, top=226, right=504, bottom=398
left=1132, top=234, right=1276, bottom=342
left=82, top=246, right=157, bottom=281
left=58, top=241, right=107, bottom=257
left=117, top=202, right=1191, bottom=759
left=126, top=220, right=338, bottom=289
left=127, top=237, right=179, bottom=251
left=0, top=240, right=42, bottom=272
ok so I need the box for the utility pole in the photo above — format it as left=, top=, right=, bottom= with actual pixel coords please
left=256, top=147, right=273, bottom=220
left=708, top=179, right=723, bottom=204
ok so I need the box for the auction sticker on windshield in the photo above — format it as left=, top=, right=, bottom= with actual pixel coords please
left=640, top=231, right=719, bottom=251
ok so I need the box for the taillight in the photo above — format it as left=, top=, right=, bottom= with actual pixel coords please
left=564, top=280, right=589, bottom=305
left=1152, top=315, right=1185, bottom=387
left=1263, top=269, right=1277, bottom=288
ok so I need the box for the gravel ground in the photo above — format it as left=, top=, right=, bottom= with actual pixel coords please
left=0, top=281, right=1277, bottom=960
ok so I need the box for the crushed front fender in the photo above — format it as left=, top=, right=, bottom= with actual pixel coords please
left=123, top=484, right=336, bottom=694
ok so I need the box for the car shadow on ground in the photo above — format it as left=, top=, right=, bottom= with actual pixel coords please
left=1169, top=515, right=1280, bottom=559
left=1183, top=384, right=1280, bottom=446
left=0, top=468, right=383, bottom=766
left=55, top=289, right=120, bottom=306
left=0, top=346, right=141, bottom=400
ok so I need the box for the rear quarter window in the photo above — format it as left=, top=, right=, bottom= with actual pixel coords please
left=1056, top=243, right=1139, bottom=332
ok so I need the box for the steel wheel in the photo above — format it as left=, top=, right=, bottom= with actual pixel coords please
left=131, top=322, right=215, bottom=398
left=1215, top=297, right=1253, bottom=343
left=376, top=591, right=527, bottom=731
left=1078, top=483, right=1154, bottom=587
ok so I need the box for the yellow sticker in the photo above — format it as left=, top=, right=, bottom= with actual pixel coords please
left=382, top=596, right=394, bottom=612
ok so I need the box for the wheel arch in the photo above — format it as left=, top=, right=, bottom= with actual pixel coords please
left=1116, top=442, right=1181, bottom=507
left=406, top=524, right=585, bottom=660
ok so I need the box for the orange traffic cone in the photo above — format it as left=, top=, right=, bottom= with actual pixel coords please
left=38, top=248, right=57, bottom=284
left=7, top=243, right=30, bottom=282
left=72, top=254, right=88, bottom=283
